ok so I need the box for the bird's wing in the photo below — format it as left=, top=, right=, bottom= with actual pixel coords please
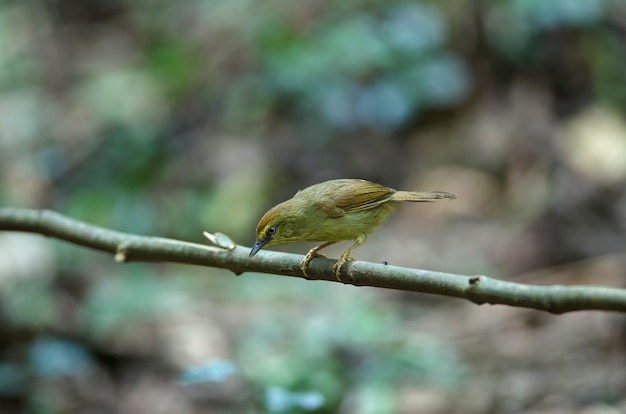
left=316, top=181, right=395, bottom=217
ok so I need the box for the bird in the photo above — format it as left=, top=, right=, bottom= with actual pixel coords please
left=249, top=178, right=455, bottom=281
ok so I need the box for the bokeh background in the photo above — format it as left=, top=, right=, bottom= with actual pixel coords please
left=1, top=0, right=626, bottom=413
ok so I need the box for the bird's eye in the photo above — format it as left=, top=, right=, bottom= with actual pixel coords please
left=267, top=226, right=277, bottom=235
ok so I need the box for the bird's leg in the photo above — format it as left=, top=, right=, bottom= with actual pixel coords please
left=300, top=241, right=338, bottom=278
left=334, top=235, right=366, bottom=281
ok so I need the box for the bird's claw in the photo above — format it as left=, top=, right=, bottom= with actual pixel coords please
left=333, top=256, right=354, bottom=282
left=300, top=251, right=327, bottom=278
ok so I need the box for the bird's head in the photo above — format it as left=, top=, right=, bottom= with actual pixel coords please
left=249, top=203, right=295, bottom=257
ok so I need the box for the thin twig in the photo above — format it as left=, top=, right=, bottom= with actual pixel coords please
left=1, top=208, right=625, bottom=314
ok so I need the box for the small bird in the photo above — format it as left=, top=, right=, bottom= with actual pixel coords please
left=249, top=179, right=455, bottom=280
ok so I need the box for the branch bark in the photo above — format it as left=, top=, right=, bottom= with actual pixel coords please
left=1, top=207, right=625, bottom=314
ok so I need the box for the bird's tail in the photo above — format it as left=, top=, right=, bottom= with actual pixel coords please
left=392, top=191, right=456, bottom=202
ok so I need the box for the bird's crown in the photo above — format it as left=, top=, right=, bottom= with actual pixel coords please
left=256, top=205, right=281, bottom=239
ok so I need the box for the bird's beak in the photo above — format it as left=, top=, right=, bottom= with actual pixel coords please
left=249, top=237, right=271, bottom=257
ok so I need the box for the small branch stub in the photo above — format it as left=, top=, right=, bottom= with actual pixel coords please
left=469, top=276, right=482, bottom=285
left=203, top=231, right=236, bottom=250
left=115, top=249, right=128, bottom=263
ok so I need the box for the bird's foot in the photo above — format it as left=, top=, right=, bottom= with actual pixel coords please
left=333, top=255, right=354, bottom=282
left=300, top=251, right=327, bottom=278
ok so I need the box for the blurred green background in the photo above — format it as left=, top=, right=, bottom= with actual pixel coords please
left=1, top=0, right=626, bottom=413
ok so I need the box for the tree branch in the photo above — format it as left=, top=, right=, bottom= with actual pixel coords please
left=1, top=207, right=625, bottom=314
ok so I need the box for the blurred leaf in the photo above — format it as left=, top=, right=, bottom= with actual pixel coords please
left=381, top=3, right=445, bottom=53
left=179, top=359, right=237, bottom=385
left=80, top=268, right=189, bottom=338
left=63, top=190, right=157, bottom=234
left=391, top=337, right=465, bottom=388
left=29, top=337, right=93, bottom=379
left=59, top=129, right=163, bottom=187
left=354, top=80, right=412, bottom=131
left=4, top=281, right=56, bottom=329
left=259, top=2, right=468, bottom=130
left=488, top=0, right=607, bottom=61
left=0, top=5, right=40, bottom=91
left=77, top=67, right=168, bottom=130
left=144, top=41, right=198, bottom=96
left=512, top=0, right=604, bottom=29
left=202, top=171, right=269, bottom=238
left=585, top=31, right=626, bottom=105
left=265, top=386, right=325, bottom=413
left=349, top=383, right=394, bottom=414
left=231, top=284, right=465, bottom=412
left=318, top=79, right=360, bottom=130
left=413, top=54, right=470, bottom=106
left=0, top=363, right=26, bottom=396
left=0, top=90, right=54, bottom=145
left=322, top=15, right=393, bottom=75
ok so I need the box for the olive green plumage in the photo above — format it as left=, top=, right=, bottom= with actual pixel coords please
left=250, top=179, right=455, bottom=280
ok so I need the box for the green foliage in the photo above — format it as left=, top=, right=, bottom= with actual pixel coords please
left=3, top=281, right=57, bottom=329
left=487, top=0, right=607, bottom=61
left=258, top=3, right=469, bottom=131
left=79, top=267, right=190, bottom=338
left=229, top=277, right=465, bottom=412
left=144, top=41, right=199, bottom=96
left=1, top=0, right=625, bottom=411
